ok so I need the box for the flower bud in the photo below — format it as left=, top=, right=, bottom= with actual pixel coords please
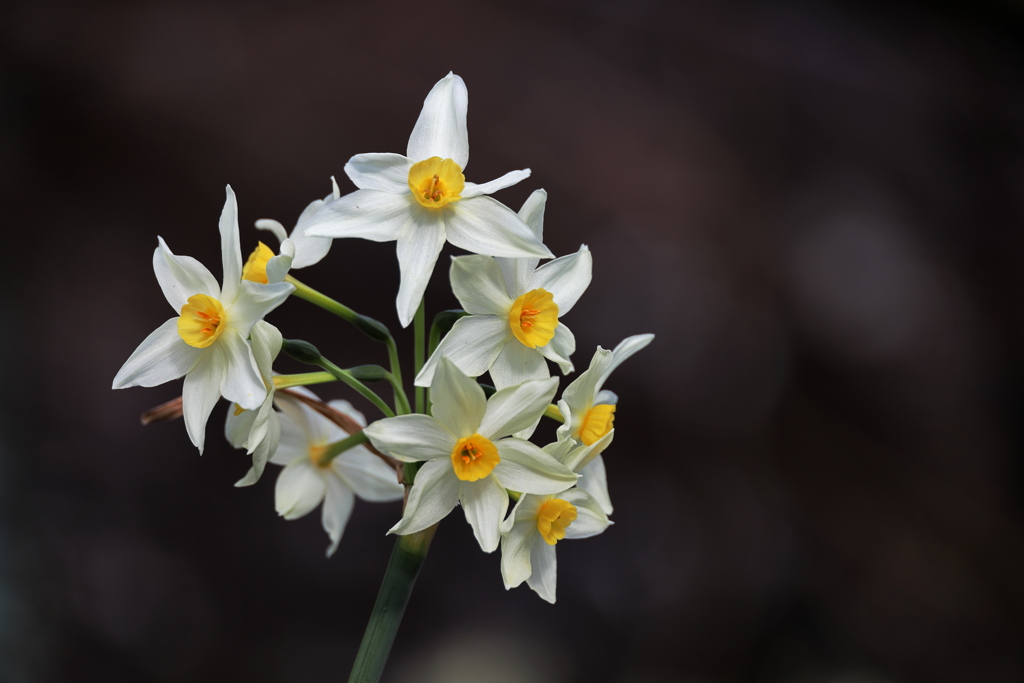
left=282, top=339, right=322, bottom=364
left=433, top=309, right=468, bottom=337
left=348, top=365, right=388, bottom=382
left=352, top=314, right=391, bottom=343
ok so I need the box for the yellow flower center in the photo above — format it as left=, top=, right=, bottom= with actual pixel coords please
left=408, top=157, right=465, bottom=208
left=450, top=433, right=500, bottom=482
left=508, top=288, right=558, bottom=348
left=242, top=242, right=275, bottom=284
left=177, top=294, right=227, bottom=348
left=576, top=404, right=615, bottom=446
left=309, top=443, right=329, bottom=468
left=536, top=498, right=577, bottom=545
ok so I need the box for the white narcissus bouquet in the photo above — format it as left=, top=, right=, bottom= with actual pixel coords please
left=112, top=72, right=653, bottom=683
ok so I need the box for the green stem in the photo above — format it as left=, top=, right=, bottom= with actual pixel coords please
left=347, top=525, right=438, bottom=683
left=384, top=371, right=412, bottom=415
left=319, top=359, right=396, bottom=418
left=414, top=298, right=425, bottom=414
left=318, top=431, right=369, bottom=465
left=272, top=372, right=336, bottom=390
left=286, top=275, right=357, bottom=321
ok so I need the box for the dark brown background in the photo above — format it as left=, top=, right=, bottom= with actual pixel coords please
left=2, top=0, right=1024, bottom=681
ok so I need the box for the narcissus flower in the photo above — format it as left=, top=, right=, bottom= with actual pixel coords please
left=224, top=320, right=282, bottom=486
left=304, top=72, right=553, bottom=327
left=270, top=391, right=404, bottom=557
left=365, top=358, right=577, bottom=552
left=415, top=190, right=591, bottom=391
left=112, top=186, right=294, bottom=452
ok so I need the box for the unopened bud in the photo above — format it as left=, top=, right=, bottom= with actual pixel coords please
left=348, top=365, right=387, bottom=382
left=433, top=309, right=468, bottom=337
left=353, top=314, right=391, bottom=343
left=282, top=339, right=322, bottom=364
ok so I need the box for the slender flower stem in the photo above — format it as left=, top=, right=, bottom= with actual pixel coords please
left=318, top=431, right=370, bottom=466
left=286, top=275, right=357, bottom=321
left=384, top=371, right=412, bottom=415
left=347, top=525, right=438, bottom=683
left=272, top=372, right=337, bottom=390
left=414, top=298, right=426, bottom=414
left=319, top=359, right=396, bottom=418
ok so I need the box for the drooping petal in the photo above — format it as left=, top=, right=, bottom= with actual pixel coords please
left=461, top=169, right=531, bottom=198
left=334, top=449, right=403, bottom=502
left=215, top=330, right=266, bottom=412
left=445, top=196, right=553, bottom=259
left=275, top=388, right=331, bottom=446
left=493, top=438, right=578, bottom=494
left=430, top=358, right=487, bottom=438
left=265, top=239, right=294, bottom=283
left=495, top=189, right=546, bottom=298
left=407, top=72, right=469, bottom=168
left=224, top=401, right=257, bottom=449
left=594, top=333, right=656, bottom=395
left=414, top=316, right=510, bottom=388
left=459, top=476, right=508, bottom=552
left=500, top=518, right=537, bottom=589
left=112, top=318, right=202, bottom=389
left=389, top=459, right=461, bottom=536
left=562, top=429, right=614, bottom=473
left=478, top=377, right=558, bottom=439
left=450, top=255, right=514, bottom=314
left=322, top=475, right=356, bottom=557
left=327, top=399, right=367, bottom=428
left=289, top=197, right=334, bottom=269
left=234, top=409, right=280, bottom=487
left=153, top=237, right=220, bottom=312
left=269, top=406, right=312, bottom=466
left=275, top=459, right=327, bottom=520
left=488, top=340, right=549, bottom=391
left=182, top=351, right=226, bottom=453
left=395, top=209, right=447, bottom=328
left=249, top=320, right=282, bottom=377
left=226, top=280, right=294, bottom=337
left=525, top=536, right=557, bottom=603
left=537, top=324, right=576, bottom=375
left=578, top=454, right=613, bottom=515
left=303, top=190, right=414, bottom=242
left=561, top=488, right=612, bottom=539
left=345, top=153, right=414, bottom=193
left=529, top=245, right=592, bottom=315
left=219, top=186, right=243, bottom=305
left=255, top=218, right=289, bottom=244
left=364, top=414, right=455, bottom=462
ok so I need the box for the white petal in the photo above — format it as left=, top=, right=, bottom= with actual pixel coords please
left=494, top=189, right=547, bottom=298
left=364, top=414, right=455, bottom=462
left=445, top=196, right=553, bottom=258
left=112, top=318, right=202, bottom=388
left=255, top=218, right=289, bottom=244
left=561, top=488, right=611, bottom=539
left=561, top=348, right=612, bottom=418
left=529, top=245, right=592, bottom=315
left=389, top=459, right=461, bottom=535
left=303, top=190, right=413, bottom=242
left=234, top=411, right=280, bottom=487
left=537, top=324, right=576, bottom=375
left=226, top=280, right=294, bottom=336
left=430, top=358, right=487, bottom=438
left=249, top=320, right=282, bottom=378
left=461, top=169, right=530, bottom=198
left=450, top=255, right=513, bottom=315
left=182, top=351, right=225, bottom=453
left=488, top=340, right=549, bottom=392
left=215, top=330, right=266, bottom=411
left=224, top=401, right=257, bottom=449
left=334, top=449, right=404, bottom=502
left=478, top=377, right=558, bottom=439
left=289, top=198, right=334, bottom=269
left=327, top=399, right=367, bottom=428
left=275, top=388, right=331, bottom=443
left=395, top=208, right=447, bottom=328
left=525, top=536, right=557, bottom=603
left=344, top=153, right=414, bottom=193
left=595, top=389, right=619, bottom=406
left=153, top=237, right=220, bottom=312
left=219, top=185, right=243, bottom=305
left=595, top=333, right=655, bottom=395
left=270, top=407, right=313, bottom=466
left=415, top=316, right=510, bottom=387
left=578, top=454, right=613, bottom=515
left=407, top=72, right=469, bottom=168
left=555, top=399, right=574, bottom=443
left=500, top=519, right=537, bottom=589
left=562, top=429, right=614, bottom=473
left=275, top=459, right=327, bottom=520
left=493, top=438, right=578, bottom=494
left=265, top=240, right=293, bottom=283
left=322, top=475, right=356, bottom=557
left=460, top=476, right=508, bottom=553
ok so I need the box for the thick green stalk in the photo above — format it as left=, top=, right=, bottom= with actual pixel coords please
left=414, top=298, right=426, bottom=414
left=347, top=525, right=438, bottom=683
left=272, top=372, right=336, bottom=390
left=319, top=359, right=396, bottom=418
left=286, top=275, right=357, bottom=321
left=385, top=337, right=410, bottom=414
left=318, top=431, right=369, bottom=465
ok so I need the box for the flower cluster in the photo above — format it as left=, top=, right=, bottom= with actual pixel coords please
left=113, top=73, right=652, bottom=602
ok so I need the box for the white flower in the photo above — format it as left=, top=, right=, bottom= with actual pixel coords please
left=303, top=72, right=554, bottom=327
left=240, top=178, right=342, bottom=284
left=364, top=358, right=577, bottom=552
left=112, top=186, right=294, bottom=452
left=415, top=189, right=592, bottom=393
left=224, top=320, right=282, bottom=487
left=270, top=390, right=404, bottom=557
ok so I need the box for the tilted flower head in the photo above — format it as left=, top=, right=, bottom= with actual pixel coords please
left=415, top=190, right=592, bottom=392
left=270, top=391, right=404, bottom=557
left=365, top=358, right=578, bottom=552
left=303, top=72, right=554, bottom=327
left=112, top=186, right=294, bottom=452
left=240, top=178, right=342, bottom=284
left=224, top=320, right=282, bottom=487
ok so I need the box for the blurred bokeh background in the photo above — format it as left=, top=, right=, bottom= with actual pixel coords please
left=3, top=0, right=1024, bottom=681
